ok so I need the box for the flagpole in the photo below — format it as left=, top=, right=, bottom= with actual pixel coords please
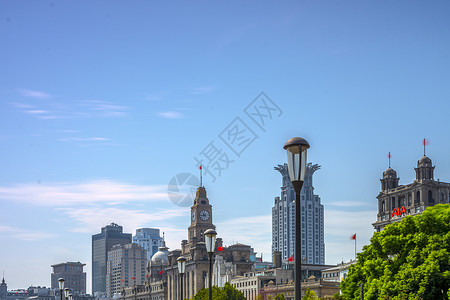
left=354, top=233, right=357, bottom=260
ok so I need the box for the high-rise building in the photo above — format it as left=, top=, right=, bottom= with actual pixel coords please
left=373, top=153, right=450, bottom=231
left=272, top=163, right=325, bottom=265
left=0, top=277, right=7, bottom=300
left=51, top=262, right=86, bottom=295
left=105, top=243, right=147, bottom=297
left=132, top=228, right=162, bottom=261
left=92, top=223, right=132, bottom=295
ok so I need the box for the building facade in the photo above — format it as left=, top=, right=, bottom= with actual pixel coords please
left=133, top=228, right=163, bottom=262
left=165, top=186, right=254, bottom=300
left=51, top=262, right=86, bottom=295
left=92, top=223, right=132, bottom=295
left=272, top=163, right=325, bottom=265
left=106, top=243, right=147, bottom=297
left=373, top=154, right=450, bottom=231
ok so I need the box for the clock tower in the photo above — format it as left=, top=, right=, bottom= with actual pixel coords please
left=187, top=186, right=215, bottom=246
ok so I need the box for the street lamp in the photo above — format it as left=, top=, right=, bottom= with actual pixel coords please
left=177, top=256, right=186, bottom=300
left=58, top=278, right=65, bottom=300
left=68, top=294, right=73, bottom=300
left=64, top=288, right=70, bottom=300
left=204, top=229, right=217, bottom=300
left=284, top=137, right=310, bottom=300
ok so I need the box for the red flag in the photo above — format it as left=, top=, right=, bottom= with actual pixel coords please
left=423, top=138, right=429, bottom=146
left=132, top=276, right=135, bottom=280
left=218, top=246, right=223, bottom=251
left=288, top=255, right=293, bottom=262
left=388, top=152, right=391, bottom=159
left=159, top=270, right=163, bottom=274
left=260, top=254, right=263, bottom=263
left=146, top=274, right=149, bottom=278
left=121, top=279, right=124, bottom=282
left=351, top=233, right=356, bottom=240
left=199, top=165, right=202, bottom=170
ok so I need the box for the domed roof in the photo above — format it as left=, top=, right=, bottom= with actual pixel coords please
left=150, top=247, right=169, bottom=266
left=418, top=155, right=432, bottom=165
left=383, top=167, right=397, bottom=176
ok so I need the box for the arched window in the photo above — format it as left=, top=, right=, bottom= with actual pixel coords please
left=381, top=201, right=385, bottom=212
left=429, top=190, right=433, bottom=204
left=416, top=191, right=420, bottom=203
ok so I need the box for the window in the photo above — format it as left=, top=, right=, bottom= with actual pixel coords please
left=416, top=191, right=420, bottom=203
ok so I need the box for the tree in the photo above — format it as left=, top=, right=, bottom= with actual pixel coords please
left=302, top=288, right=318, bottom=300
left=274, top=293, right=285, bottom=300
left=341, top=204, right=450, bottom=299
left=192, top=282, right=246, bottom=300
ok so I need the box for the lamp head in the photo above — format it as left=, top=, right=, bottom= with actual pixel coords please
left=283, top=137, right=309, bottom=188
left=204, top=229, right=217, bottom=253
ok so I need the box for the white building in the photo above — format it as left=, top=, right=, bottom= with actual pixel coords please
left=133, top=228, right=163, bottom=262
left=272, top=163, right=325, bottom=265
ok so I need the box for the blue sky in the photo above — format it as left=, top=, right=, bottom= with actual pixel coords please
left=1, top=0, right=450, bottom=291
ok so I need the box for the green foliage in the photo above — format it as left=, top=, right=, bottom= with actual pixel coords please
left=330, top=293, right=345, bottom=300
left=302, top=288, right=318, bottom=300
left=341, top=204, right=450, bottom=299
left=274, top=293, right=286, bottom=300
left=192, top=282, right=246, bottom=300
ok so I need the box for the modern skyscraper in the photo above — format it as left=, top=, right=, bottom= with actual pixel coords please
left=132, top=228, right=162, bottom=261
left=92, top=223, right=132, bottom=295
left=272, top=163, right=325, bottom=265
left=373, top=153, right=450, bottom=231
left=51, top=262, right=86, bottom=295
left=105, top=243, right=147, bottom=297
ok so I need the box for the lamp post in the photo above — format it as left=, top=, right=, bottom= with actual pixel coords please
left=284, top=137, right=310, bottom=300
left=204, top=229, right=217, bottom=300
left=64, top=288, right=69, bottom=300
left=58, top=278, right=65, bottom=300
left=68, top=294, right=73, bottom=300
left=177, top=256, right=186, bottom=300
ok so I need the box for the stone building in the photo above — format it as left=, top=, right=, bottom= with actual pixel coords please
left=165, top=186, right=254, bottom=300
left=272, top=163, right=325, bottom=265
left=373, top=153, right=450, bottom=231
left=51, top=262, right=86, bottom=295
left=106, top=243, right=146, bottom=297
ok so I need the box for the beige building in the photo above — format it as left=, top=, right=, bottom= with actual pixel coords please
left=259, top=276, right=339, bottom=300
left=106, top=243, right=147, bottom=297
left=373, top=153, right=450, bottom=231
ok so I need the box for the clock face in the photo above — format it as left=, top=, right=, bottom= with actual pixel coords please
left=192, top=211, right=196, bottom=222
left=199, top=210, right=210, bottom=221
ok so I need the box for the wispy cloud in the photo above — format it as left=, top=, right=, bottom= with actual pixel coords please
left=79, top=100, right=129, bottom=117
left=19, top=89, right=52, bottom=99
left=0, top=180, right=169, bottom=206
left=216, top=215, right=271, bottom=254
left=59, top=137, right=110, bottom=142
left=63, top=207, right=187, bottom=233
left=190, top=86, right=215, bottom=95
left=158, top=111, right=183, bottom=119
left=0, top=225, right=55, bottom=241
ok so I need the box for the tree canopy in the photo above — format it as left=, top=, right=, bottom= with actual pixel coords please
left=341, top=204, right=450, bottom=299
left=192, top=282, right=246, bottom=300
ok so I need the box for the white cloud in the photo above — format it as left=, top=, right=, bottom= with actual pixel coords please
left=216, top=215, right=271, bottom=255
left=190, top=86, right=215, bottom=94
left=0, top=225, right=55, bottom=241
left=59, top=137, right=110, bottom=142
left=19, top=89, right=51, bottom=99
left=0, top=180, right=169, bottom=206
left=63, top=207, right=188, bottom=234
left=158, top=111, right=183, bottom=119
